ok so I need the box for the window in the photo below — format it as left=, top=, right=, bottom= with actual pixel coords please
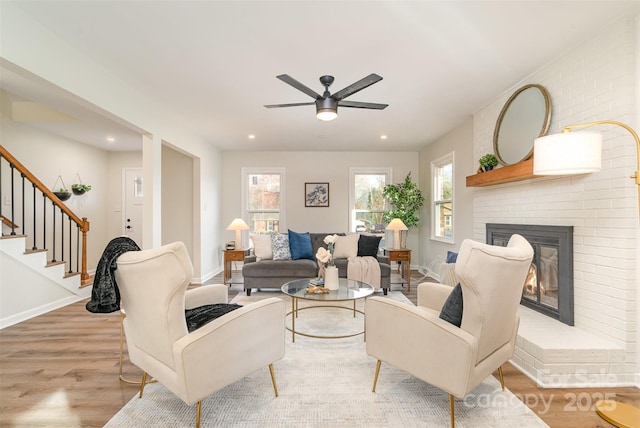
left=242, top=168, right=285, bottom=234
left=431, top=153, right=454, bottom=242
left=349, top=167, right=391, bottom=235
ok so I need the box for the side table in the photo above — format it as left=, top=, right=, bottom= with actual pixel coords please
left=223, top=248, right=246, bottom=286
left=384, top=248, right=412, bottom=292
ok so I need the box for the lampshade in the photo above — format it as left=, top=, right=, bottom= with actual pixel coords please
left=385, top=218, right=408, bottom=231
left=533, top=132, right=602, bottom=175
left=226, top=218, right=249, bottom=249
left=316, top=97, right=338, bottom=121
left=385, top=218, right=407, bottom=250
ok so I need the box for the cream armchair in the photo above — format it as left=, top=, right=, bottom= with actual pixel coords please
left=115, top=242, right=286, bottom=427
left=365, top=234, right=533, bottom=427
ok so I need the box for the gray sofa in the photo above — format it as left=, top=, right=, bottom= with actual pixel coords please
left=242, top=232, right=391, bottom=296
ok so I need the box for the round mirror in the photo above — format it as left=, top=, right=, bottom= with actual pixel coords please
left=493, top=84, right=551, bottom=165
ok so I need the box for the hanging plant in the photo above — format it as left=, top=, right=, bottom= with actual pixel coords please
left=72, top=183, right=92, bottom=195
left=52, top=175, right=72, bottom=201
left=71, top=173, right=92, bottom=195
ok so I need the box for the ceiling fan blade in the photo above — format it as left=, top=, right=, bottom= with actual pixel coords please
left=338, top=100, right=388, bottom=110
left=276, top=74, right=321, bottom=99
left=263, top=102, right=315, bottom=108
left=331, top=73, right=383, bottom=101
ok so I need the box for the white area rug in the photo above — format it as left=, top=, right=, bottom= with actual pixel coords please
left=106, top=291, right=548, bottom=427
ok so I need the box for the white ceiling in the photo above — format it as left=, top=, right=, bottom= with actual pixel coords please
left=2, top=1, right=638, bottom=152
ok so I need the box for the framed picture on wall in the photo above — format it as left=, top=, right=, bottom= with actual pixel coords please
left=305, top=182, right=329, bottom=207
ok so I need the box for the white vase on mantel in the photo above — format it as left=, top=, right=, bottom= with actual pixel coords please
left=324, top=266, right=339, bottom=290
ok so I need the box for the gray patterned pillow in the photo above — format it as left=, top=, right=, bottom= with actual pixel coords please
left=271, top=233, right=291, bottom=260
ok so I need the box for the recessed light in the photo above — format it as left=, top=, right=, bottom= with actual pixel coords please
left=380, top=135, right=388, bottom=140
left=248, top=134, right=256, bottom=139
left=106, top=136, right=115, bottom=142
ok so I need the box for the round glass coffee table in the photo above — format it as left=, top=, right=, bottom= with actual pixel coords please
left=281, top=278, right=374, bottom=342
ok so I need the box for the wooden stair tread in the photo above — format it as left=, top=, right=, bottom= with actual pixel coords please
left=24, top=248, right=47, bottom=254
left=46, top=261, right=66, bottom=268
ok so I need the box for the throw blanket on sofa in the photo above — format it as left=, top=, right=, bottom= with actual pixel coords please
left=86, top=236, right=140, bottom=314
left=347, top=256, right=381, bottom=290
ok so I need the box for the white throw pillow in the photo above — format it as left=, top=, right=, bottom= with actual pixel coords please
left=250, top=233, right=272, bottom=260
left=333, top=234, right=359, bottom=259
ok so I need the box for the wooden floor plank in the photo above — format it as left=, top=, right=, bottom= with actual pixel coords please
left=0, top=270, right=637, bottom=427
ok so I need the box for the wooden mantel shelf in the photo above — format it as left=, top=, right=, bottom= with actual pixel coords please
left=466, top=158, right=539, bottom=187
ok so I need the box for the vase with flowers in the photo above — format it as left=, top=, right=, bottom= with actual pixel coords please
left=315, top=234, right=339, bottom=290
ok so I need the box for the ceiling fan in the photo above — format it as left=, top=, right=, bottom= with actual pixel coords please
left=264, top=73, right=388, bottom=121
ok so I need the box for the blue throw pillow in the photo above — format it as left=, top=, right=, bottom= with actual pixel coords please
left=446, top=251, right=458, bottom=264
left=288, top=230, right=314, bottom=260
left=439, top=283, right=463, bottom=327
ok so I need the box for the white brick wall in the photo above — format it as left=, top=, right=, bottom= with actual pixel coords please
left=473, top=16, right=638, bottom=385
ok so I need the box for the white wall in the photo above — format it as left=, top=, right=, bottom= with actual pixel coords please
left=1, top=3, right=224, bottom=283
left=221, top=151, right=421, bottom=263
left=471, top=15, right=638, bottom=384
left=418, top=117, right=475, bottom=275
left=1, top=112, right=112, bottom=268
left=161, top=144, right=194, bottom=259
left=0, top=252, right=77, bottom=322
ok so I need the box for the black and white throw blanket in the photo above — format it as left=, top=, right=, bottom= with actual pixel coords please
left=85, top=236, right=140, bottom=314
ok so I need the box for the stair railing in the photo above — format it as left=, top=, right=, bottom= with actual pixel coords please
left=0, top=145, right=90, bottom=282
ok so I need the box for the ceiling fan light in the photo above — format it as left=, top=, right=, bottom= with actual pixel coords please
left=317, top=109, right=338, bottom=121
left=316, top=97, right=338, bottom=121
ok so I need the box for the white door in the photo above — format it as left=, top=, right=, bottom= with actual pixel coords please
left=123, top=168, right=143, bottom=246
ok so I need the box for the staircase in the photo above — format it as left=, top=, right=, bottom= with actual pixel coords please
left=1, top=145, right=92, bottom=328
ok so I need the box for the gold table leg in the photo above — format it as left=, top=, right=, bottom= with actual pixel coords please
left=291, top=297, right=296, bottom=343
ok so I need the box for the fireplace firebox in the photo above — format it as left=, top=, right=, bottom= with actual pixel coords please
left=486, top=224, right=574, bottom=326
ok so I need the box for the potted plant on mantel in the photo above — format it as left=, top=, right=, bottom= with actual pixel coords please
left=478, top=153, right=499, bottom=172
left=382, top=172, right=425, bottom=248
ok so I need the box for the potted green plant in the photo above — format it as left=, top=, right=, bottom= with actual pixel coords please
left=479, top=153, right=499, bottom=172
left=72, top=183, right=92, bottom=195
left=382, top=172, right=425, bottom=247
left=52, top=175, right=72, bottom=201
left=53, top=188, right=72, bottom=201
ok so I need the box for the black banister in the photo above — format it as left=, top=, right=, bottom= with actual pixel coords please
left=32, top=183, right=37, bottom=250
left=51, top=200, right=56, bottom=263
left=60, top=206, right=64, bottom=267
left=68, top=215, right=72, bottom=274
left=9, top=163, right=16, bottom=235
left=21, top=173, right=26, bottom=237
left=76, top=223, right=80, bottom=272
left=0, top=154, right=3, bottom=223
left=42, top=192, right=47, bottom=253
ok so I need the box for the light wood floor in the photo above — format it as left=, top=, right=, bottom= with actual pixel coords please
left=1, top=269, right=638, bottom=427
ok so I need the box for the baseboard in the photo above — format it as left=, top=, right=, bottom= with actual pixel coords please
left=0, top=295, right=86, bottom=330
left=192, top=266, right=223, bottom=285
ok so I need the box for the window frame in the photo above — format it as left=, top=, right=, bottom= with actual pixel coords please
left=241, top=167, right=286, bottom=239
left=430, top=152, right=454, bottom=244
left=348, top=167, right=392, bottom=234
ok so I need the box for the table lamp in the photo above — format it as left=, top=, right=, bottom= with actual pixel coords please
left=226, top=218, right=249, bottom=249
left=385, top=218, right=408, bottom=249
